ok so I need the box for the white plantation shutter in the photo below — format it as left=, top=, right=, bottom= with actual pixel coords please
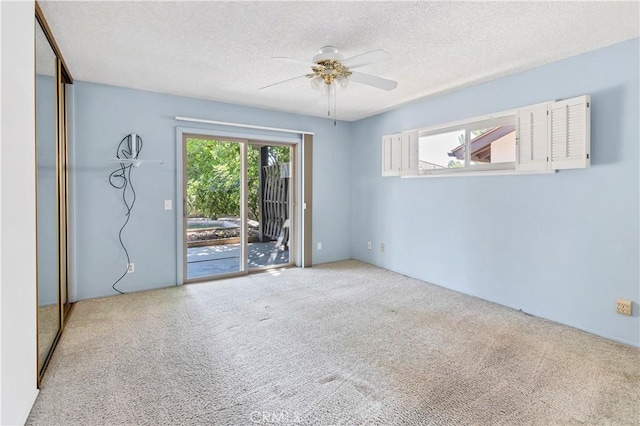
left=516, top=103, right=548, bottom=171
left=381, top=134, right=393, bottom=176
left=382, top=133, right=402, bottom=176
left=391, top=134, right=402, bottom=174
left=549, top=95, right=590, bottom=170
left=400, top=130, right=419, bottom=176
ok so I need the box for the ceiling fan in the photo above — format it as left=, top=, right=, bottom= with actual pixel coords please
left=260, top=46, right=398, bottom=93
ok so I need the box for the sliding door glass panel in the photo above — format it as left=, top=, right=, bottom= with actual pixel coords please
left=36, top=19, right=60, bottom=372
left=186, top=138, right=243, bottom=280
left=247, top=144, right=292, bottom=270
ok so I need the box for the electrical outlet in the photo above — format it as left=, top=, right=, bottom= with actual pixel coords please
left=380, top=243, right=385, bottom=252
left=127, top=263, right=135, bottom=274
left=616, top=298, right=632, bottom=316
left=317, top=242, right=322, bottom=250
left=164, top=200, right=172, bottom=210
left=367, top=242, right=372, bottom=250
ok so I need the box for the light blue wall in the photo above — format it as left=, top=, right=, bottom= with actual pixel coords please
left=350, top=39, right=640, bottom=346
left=70, top=82, right=351, bottom=300
left=70, top=39, right=639, bottom=346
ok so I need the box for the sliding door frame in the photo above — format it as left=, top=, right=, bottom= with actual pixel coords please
left=176, top=126, right=307, bottom=285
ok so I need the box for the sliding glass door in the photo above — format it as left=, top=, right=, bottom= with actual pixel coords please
left=182, top=136, right=295, bottom=282
left=184, top=137, right=246, bottom=281
left=247, top=143, right=294, bottom=270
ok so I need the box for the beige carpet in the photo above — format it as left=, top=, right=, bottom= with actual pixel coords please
left=28, top=260, right=639, bottom=425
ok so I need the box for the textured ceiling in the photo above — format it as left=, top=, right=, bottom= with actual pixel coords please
left=39, top=1, right=639, bottom=121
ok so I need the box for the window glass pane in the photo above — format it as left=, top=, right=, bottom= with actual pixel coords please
left=469, top=125, right=516, bottom=165
left=186, top=139, right=242, bottom=280
left=419, top=130, right=466, bottom=170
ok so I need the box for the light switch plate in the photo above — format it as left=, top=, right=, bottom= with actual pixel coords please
left=164, top=200, right=172, bottom=210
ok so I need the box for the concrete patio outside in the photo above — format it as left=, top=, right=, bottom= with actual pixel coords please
left=187, top=241, right=290, bottom=280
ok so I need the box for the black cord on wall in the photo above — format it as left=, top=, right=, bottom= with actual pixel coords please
left=108, top=134, right=143, bottom=294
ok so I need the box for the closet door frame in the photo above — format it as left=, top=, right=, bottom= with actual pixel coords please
left=35, top=1, right=74, bottom=386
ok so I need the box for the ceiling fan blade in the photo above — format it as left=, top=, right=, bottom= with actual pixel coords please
left=350, top=71, right=398, bottom=91
left=259, top=74, right=308, bottom=91
left=272, top=57, right=319, bottom=68
left=341, top=49, right=391, bottom=69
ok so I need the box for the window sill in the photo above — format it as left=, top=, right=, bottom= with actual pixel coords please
left=402, top=169, right=557, bottom=178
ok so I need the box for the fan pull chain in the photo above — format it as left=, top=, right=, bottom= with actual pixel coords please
left=334, top=86, right=337, bottom=126
left=324, top=83, right=338, bottom=126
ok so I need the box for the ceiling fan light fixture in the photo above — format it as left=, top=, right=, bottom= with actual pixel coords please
left=265, top=46, right=397, bottom=94
left=310, top=77, right=323, bottom=89
left=336, top=75, right=349, bottom=90
left=319, top=82, right=335, bottom=97
left=263, top=46, right=398, bottom=124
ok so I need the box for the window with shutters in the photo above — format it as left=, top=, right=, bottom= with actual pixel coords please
left=381, top=95, right=589, bottom=177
